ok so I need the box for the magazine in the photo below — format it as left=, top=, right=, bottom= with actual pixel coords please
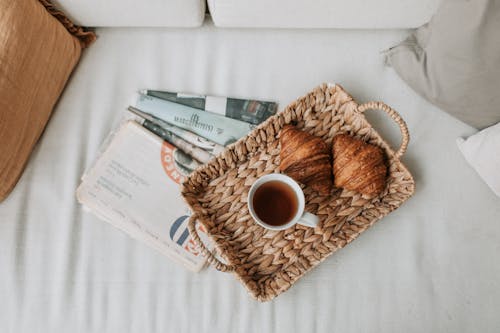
left=142, top=90, right=278, bottom=125
left=135, top=94, right=253, bottom=146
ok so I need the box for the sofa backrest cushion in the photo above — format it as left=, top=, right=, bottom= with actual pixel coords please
left=53, top=0, right=206, bottom=27
left=208, top=0, right=440, bottom=29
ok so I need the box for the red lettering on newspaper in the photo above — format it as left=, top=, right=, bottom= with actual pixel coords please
left=160, top=142, right=186, bottom=184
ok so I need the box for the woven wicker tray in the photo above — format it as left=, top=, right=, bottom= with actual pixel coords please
left=182, top=83, right=415, bottom=302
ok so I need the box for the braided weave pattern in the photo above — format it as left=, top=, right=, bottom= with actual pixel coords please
left=39, top=0, right=97, bottom=48
left=182, top=84, right=415, bottom=302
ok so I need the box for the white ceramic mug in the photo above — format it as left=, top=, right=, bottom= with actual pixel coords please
left=247, top=173, right=319, bottom=231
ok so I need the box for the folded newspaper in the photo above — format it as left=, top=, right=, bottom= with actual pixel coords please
left=77, top=91, right=277, bottom=272
left=77, top=121, right=211, bottom=271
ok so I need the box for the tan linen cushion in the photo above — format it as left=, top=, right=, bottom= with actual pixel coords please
left=0, top=0, right=95, bottom=201
left=385, top=0, right=500, bottom=129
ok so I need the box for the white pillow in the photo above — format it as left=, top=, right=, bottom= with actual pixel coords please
left=457, top=122, right=500, bottom=197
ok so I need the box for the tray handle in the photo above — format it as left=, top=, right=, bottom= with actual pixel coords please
left=187, top=214, right=235, bottom=272
left=357, top=102, right=409, bottom=160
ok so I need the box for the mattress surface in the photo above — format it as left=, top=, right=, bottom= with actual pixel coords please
left=1, top=21, right=499, bottom=333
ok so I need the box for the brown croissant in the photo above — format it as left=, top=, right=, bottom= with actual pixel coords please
left=332, top=134, right=387, bottom=197
left=280, top=125, right=332, bottom=195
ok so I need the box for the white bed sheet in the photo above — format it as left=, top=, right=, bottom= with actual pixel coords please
left=1, top=20, right=499, bottom=333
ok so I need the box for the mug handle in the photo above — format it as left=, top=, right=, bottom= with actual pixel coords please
left=297, top=212, right=319, bottom=228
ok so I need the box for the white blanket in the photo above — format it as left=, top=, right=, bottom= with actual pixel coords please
left=1, top=21, right=499, bottom=332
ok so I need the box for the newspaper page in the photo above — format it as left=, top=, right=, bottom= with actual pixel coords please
left=77, top=121, right=210, bottom=272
